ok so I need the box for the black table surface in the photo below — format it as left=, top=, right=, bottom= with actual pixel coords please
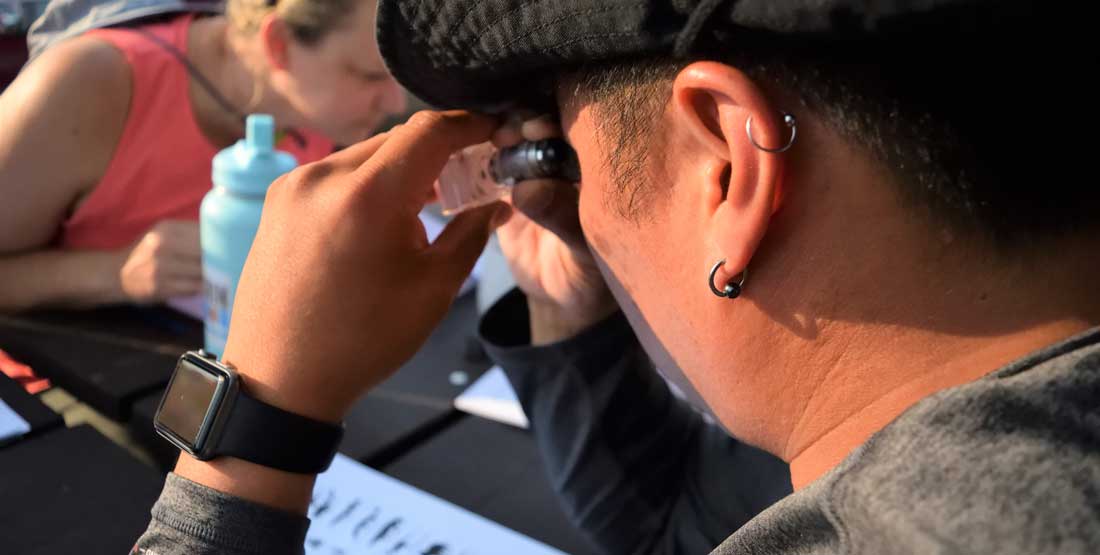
left=0, top=296, right=597, bottom=554
left=0, top=305, right=198, bottom=420
left=0, top=424, right=165, bottom=554
left=342, top=291, right=494, bottom=465
left=371, top=291, right=493, bottom=404
left=383, top=416, right=600, bottom=555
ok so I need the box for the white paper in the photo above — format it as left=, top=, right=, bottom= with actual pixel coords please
left=166, top=293, right=205, bottom=320
left=307, top=454, right=565, bottom=555
left=0, top=398, right=31, bottom=444
left=454, top=366, right=529, bottom=429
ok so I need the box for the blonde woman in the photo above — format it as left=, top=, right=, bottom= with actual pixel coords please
left=0, top=0, right=405, bottom=311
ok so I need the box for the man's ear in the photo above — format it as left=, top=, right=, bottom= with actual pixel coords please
left=670, top=61, right=789, bottom=284
left=258, top=15, right=292, bottom=71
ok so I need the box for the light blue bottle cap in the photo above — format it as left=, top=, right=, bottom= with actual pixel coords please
left=212, top=114, right=298, bottom=197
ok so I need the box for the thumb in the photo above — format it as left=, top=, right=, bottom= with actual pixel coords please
left=429, top=201, right=512, bottom=286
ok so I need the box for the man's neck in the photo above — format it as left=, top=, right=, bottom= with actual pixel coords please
left=746, top=131, right=1100, bottom=489
left=782, top=318, right=1094, bottom=489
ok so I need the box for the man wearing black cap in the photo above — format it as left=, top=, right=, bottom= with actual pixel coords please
left=131, top=1, right=1098, bottom=554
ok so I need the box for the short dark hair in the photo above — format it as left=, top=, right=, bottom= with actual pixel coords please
left=568, top=33, right=1093, bottom=249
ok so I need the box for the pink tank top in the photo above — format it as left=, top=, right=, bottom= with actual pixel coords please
left=60, top=14, right=334, bottom=250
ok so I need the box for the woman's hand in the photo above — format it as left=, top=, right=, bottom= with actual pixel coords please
left=115, top=220, right=203, bottom=302
left=220, top=111, right=509, bottom=424
left=492, top=115, right=618, bottom=344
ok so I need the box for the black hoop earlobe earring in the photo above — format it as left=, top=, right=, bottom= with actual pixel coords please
left=709, top=259, right=747, bottom=299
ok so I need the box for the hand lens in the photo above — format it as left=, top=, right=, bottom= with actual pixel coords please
left=435, top=139, right=581, bottom=215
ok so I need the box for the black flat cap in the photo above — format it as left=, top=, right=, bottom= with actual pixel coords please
left=376, top=0, right=1033, bottom=112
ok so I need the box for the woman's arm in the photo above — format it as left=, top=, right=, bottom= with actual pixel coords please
left=0, top=220, right=204, bottom=311
left=0, top=37, right=132, bottom=311
left=0, top=250, right=129, bottom=310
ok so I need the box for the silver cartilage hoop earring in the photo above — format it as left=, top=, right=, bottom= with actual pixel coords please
left=746, top=112, right=797, bottom=153
left=709, top=259, right=747, bottom=299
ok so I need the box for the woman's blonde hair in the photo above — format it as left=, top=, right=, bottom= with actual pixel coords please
left=226, top=0, right=361, bottom=45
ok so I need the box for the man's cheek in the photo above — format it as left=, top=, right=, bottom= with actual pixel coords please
left=577, top=187, right=612, bottom=258
left=580, top=204, right=640, bottom=293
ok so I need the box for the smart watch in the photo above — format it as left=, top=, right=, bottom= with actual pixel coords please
left=154, top=350, right=343, bottom=474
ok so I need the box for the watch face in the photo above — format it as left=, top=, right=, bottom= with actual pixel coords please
left=157, top=356, right=227, bottom=451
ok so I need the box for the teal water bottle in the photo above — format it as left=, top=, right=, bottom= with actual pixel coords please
left=200, top=115, right=297, bottom=356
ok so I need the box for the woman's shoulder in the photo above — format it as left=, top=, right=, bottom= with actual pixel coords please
left=2, top=36, right=133, bottom=190
left=81, top=13, right=193, bottom=62
left=17, top=35, right=132, bottom=116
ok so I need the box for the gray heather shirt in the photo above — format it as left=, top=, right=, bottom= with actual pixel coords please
left=713, top=327, right=1100, bottom=555
left=132, top=312, right=1100, bottom=555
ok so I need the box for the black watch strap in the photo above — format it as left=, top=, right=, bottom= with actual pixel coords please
left=217, top=392, right=344, bottom=474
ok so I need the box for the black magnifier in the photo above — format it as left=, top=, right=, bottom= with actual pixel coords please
left=435, top=139, right=580, bottom=215
left=491, top=139, right=581, bottom=184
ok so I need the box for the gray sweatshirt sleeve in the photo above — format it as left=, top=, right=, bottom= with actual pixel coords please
left=132, top=473, right=310, bottom=555
left=479, top=289, right=792, bottom=555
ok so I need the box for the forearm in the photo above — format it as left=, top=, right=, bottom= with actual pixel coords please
left=482, top=290, right=708, bottom=553
left=0, top=249, right=124, bottom=312
left=169, top=341, right=345, bottom=516
left=482, top=289, right=792, bottom=554
left=133, top=342, right=343, bottom=555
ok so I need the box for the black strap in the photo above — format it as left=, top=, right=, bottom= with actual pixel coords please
left=217, top=391, right=344, bottom=474
left=128, top=26, right=308, bottom=148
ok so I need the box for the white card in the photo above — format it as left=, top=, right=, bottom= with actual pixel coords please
left=307, top=454, right=565, bottom=555
left=454, top=366, right=529, bottom=429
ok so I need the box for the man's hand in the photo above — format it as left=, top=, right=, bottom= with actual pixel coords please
left=176, top=111, right=508, bottom=515
left=221, top=111, right=509, bottom=424
left=492, top=115, right=618, bottom=344
left=115, top=220, right=202, bottom=303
